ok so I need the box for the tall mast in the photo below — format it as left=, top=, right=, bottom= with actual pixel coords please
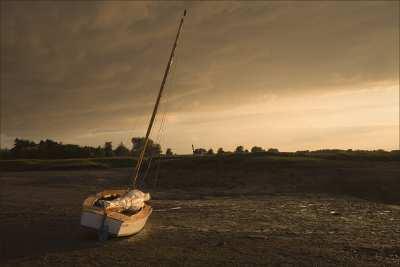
left=132, top=9, right=187, bottom=188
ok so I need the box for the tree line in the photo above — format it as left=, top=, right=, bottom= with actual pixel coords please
left=0, top=138, right=397, bottom=160
left=191, top=146, right=399, bottom=161
left=192, top=145, right=279, bottom=155
left=0, top=138, right=164, bottom=160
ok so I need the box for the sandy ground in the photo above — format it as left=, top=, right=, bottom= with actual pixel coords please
left=1, top=168, right=400, bottom=266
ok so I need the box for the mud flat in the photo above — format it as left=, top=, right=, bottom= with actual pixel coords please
left=1, top=162, right=400, bottom=266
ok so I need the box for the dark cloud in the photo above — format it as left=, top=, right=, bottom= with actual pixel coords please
left=1, top=1, right=398, bottom=150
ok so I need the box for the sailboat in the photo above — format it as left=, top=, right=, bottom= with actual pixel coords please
left=80, top=10, right=187, bottom=240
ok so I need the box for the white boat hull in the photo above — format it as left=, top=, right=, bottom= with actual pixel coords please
left=80, top=189, right=152, bottom=237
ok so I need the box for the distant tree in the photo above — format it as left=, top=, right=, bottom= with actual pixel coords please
left=166, top=148, right=173, bottom=157
left=114, top=142, right=130, bottom=157
left=64, top=144, right=88, bottom=158
left=244, top=149, right=249, bottom=153
left=11, top=138, right=38, bottom=158
left=207, top=148, right=214, bottom=155
left=5, top=138, right=112, bottom=159
left=104, top=142, right=113, bottom=157
left=251, top=146, right=264, bottom=153
left=38, top=139, right=63, bottom=158
left=193, top=148, right=207, bottom=155
left=131, top=137, right=161, bottom=157
left=217, top=147, right=224, bottom=155
left=295, top=150, right=309, bottom=156
left=95, top=145, right=106, bottom=157
left=267, top=148, right=279, bottom=154
left=235, top=146, right=244, bottom=153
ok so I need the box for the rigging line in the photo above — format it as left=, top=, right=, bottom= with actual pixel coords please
left=146, top=33, right=181, bottom=185
left=147, top=90, right=171, bottom=186
left=127, top=94, right=169, bottom=188
left=131, top=9, right=186, bottom=189
left=137, top=14, right=180, bottom=186
left=131, top=110, right=163, bottom=187
left=142, top=99, right=169, bottom=185
left=148, top=49, right=178, bottom=179
left=142, top=60, right=174, bottom=183
left=142, top=55, right=176, bottom=183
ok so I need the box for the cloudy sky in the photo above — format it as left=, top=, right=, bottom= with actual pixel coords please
left=1, top=1, right=399, bottom=153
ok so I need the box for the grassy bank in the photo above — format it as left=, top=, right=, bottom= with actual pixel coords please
left=0, top=157, right=136, bottom=172
left=1, top=154, right=399, bottom=203
left=0, top=151, right=399, bottom=172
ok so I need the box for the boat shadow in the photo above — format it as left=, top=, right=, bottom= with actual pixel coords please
left=0, top=214, right=150, bottom=263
